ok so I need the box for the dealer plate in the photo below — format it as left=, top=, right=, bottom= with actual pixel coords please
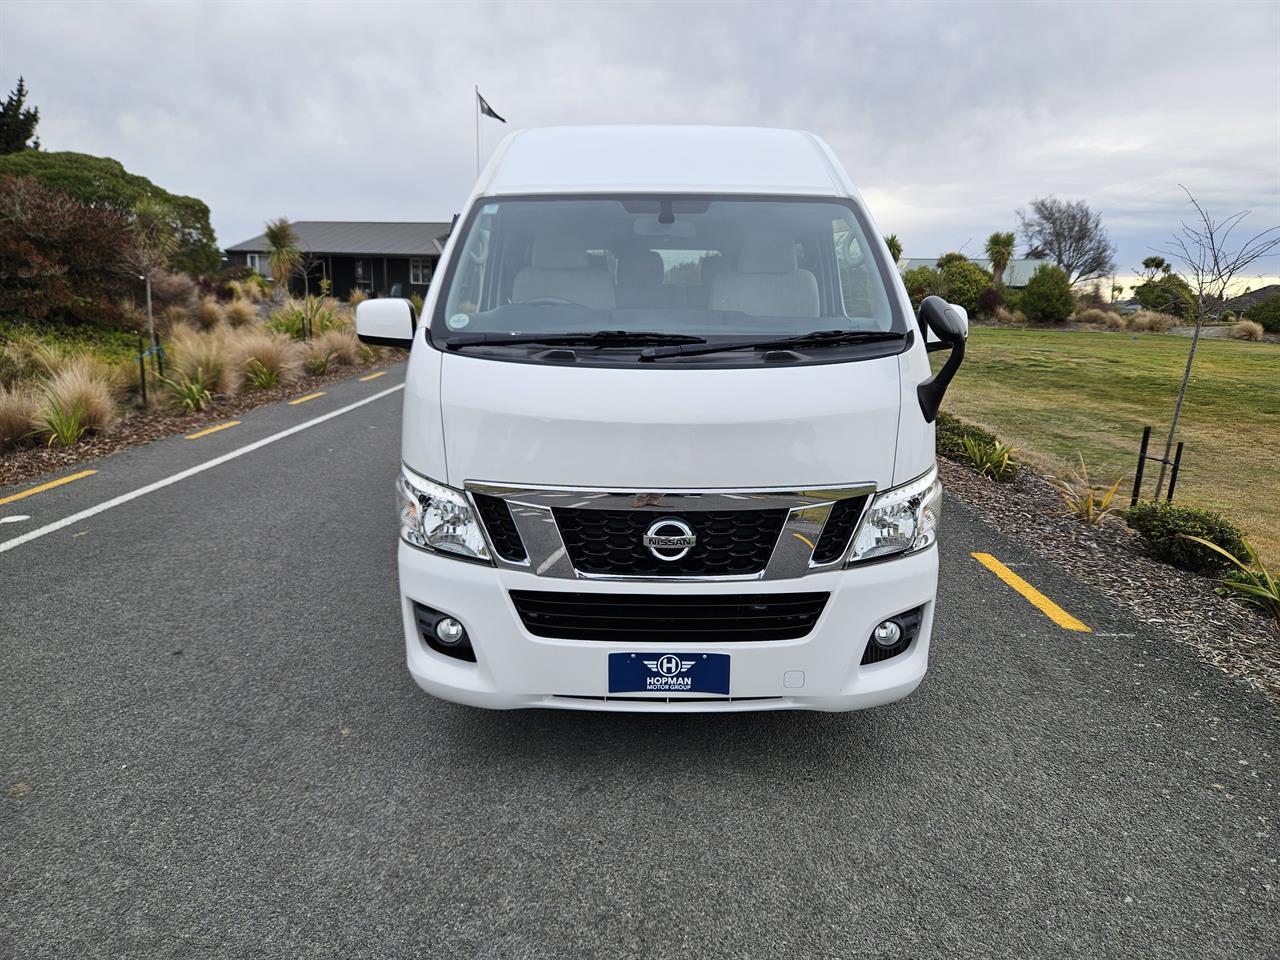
left=608, top=652, right=730, bottom=695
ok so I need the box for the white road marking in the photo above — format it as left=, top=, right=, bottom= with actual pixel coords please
left=536, top=546, right=566, bottom=575
left=0, top=384, right=404, bottom=555
left=0, top=515, right=30, bottom=524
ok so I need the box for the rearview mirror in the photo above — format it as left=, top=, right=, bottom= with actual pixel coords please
left=356, top=298, right=416, bottom=349
left=916, top=296, right=967, bottom=423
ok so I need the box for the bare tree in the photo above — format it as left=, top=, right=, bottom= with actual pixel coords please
left=125, top=197, right=179, bottom=354
left=1150, top=187, right=1280, bottom=497
left=1017, top=196, right=1116, bottom=284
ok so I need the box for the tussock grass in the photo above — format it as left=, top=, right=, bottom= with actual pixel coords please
left=169, top=325, right=240, bottom=397
left=348, top=289, right=369, bottom=307
left=0, top=383, right=39, bottom=446
left=196, top=296, right=225, bottom=331
left=300, top=340, right=336, bottom=376
left=1232, top=319, right=1265, bottom=342
left=1129, top=310, right=1177, bottom=332
left=318, top=328, right=360, bottom=366
left=1104, top=313, right=1127, bottom=330
left=223, top=298, right=257, bottom=328
left=37, top=359, right=119, bottom=445
left=1072, top=308, right=1114, bottom=327
left=231, top=330, right=299, bottom=389
left=993, top=306, right=1027, bottom=325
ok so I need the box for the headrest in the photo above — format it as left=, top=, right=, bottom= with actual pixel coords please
left=699, top=254, right=725, bottom=281
left=617, top=250, right=665, bottom=287
left=531, top=229, right=591, bottom=270
left=737, top=230, right=798, bottom=274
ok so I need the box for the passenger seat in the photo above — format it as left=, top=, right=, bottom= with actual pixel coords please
left=512, top=229, right=616, bottom=310
left=616, top=250, right=683, bottom=309
left=710, top=230, right=819, bottom=317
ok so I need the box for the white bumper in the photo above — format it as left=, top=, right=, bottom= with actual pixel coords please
left=398, top=542, right=937, bottom=712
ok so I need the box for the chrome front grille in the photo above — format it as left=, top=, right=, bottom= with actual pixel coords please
left=467, top=482, right=873, bottom=582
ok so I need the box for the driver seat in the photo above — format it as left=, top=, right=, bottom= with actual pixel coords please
left=513, top=229, right=615, bottom=310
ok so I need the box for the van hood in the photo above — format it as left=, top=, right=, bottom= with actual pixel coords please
left=426, top=353, right=904, bottom=490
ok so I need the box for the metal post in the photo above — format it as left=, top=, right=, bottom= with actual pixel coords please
left=1131, top=425, right=1150, bottom=506
left=474, top=84, right=480, bottom=176
left=137, top=334, right=147, bottom=407
left=1166, top=442, right=1184, bottom=502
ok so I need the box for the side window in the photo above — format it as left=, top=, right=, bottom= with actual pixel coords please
left=446, top=210, right=495, bottom=319
left=832, top=218, right=874, bottom=321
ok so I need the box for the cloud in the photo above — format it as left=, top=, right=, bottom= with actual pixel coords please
left=4, top=0, right=1278, bottom=277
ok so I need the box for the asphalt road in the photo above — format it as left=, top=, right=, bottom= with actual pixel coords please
left=2, top=365, right=1276, bottom=959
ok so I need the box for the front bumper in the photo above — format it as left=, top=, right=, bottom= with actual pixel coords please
left=398, top=542, right=938, bottom=712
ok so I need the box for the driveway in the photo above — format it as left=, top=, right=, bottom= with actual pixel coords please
left=2, top=365, right=1276, bottom=959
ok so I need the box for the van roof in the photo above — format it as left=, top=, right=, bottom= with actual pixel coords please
left=479, top=125, right=851, bottom=197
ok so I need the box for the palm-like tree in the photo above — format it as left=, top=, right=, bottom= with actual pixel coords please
left=264, top=217, right=301, bottom=300
left=883, top=233, right=903, bottom=264
left=985, top=231, right=1016, bottom=288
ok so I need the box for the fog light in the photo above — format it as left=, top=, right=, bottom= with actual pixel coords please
left=873, top=620, right=902, bottom=648
left=434, top=617, right=466, bottom=646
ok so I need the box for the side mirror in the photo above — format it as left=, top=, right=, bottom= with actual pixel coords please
left=356, top=298, right=417, bottom=349
left=917, top=296, right=967, bottom=423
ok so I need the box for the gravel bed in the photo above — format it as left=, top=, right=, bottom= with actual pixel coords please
left=0, top=357, right=403, bottom=488
left=939, top=457, right=1280, bottom=704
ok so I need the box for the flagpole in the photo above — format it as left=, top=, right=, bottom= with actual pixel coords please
left=474, top=84, right=480, bottom=177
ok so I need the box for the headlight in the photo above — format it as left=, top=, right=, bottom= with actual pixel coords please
left=847, top=466, right=941, bottom=564
left=397, top=466, right=492, bottom=562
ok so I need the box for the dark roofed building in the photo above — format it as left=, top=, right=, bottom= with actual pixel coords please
left=225, top=221, right=452, bottom=299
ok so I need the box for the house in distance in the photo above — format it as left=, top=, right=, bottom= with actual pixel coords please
left=225, top=221, right=452, bottom=299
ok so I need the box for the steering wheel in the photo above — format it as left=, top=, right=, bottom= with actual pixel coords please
left=842, top=231, right=866, bottom=267
left=519, top=296, right=573, bottom=305
left=466, top=232, right=489, bottom=263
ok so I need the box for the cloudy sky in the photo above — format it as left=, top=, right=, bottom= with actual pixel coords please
left=5, top=0, right=1279, bottom=286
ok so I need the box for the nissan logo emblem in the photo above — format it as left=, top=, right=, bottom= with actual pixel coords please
left=642, top=518, right=697, bottom=562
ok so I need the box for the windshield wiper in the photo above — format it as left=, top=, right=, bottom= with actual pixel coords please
left=638, top=329, right=905, bottom=361
left=446, top=330, right=707, bottom=351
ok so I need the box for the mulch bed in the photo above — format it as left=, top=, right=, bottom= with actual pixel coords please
left=0, top=357, right=404, bottom=489
left=939, top=457, right=1280, bottom=705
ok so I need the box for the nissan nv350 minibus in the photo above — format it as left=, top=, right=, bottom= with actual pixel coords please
left=357, top=125, right=967, bottom=712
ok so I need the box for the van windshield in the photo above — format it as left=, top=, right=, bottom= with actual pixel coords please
left=433, top=195, right=904, bottom=355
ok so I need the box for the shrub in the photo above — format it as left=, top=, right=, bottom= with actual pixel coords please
left=300, top=340, right=335, bottom=375
left=0, top=333, right=46, bottom=387
left=223, top=298, right=257, bottom=328
left=1231, top=319, right=1264, bottom=341
left=1129, top=310, right=1176, bottom=333
left=1051, top=455, right=1124, bottom=526
left=993, top=306, right=1027, bottom=325
left=148, top=270, right=198, bottom=315
left=37, top=359, right=118, bottom=445
left=1125, top=501, right=1247, bottom=574
left=0, top=383, right=38, bottom=446
left=163, top=371, right=212, bottom=413
left=169, top=325, right=239, bottom=396
left=1104, top=312, right=1127, bottom=330
left=1219, top=310, right=1235, bottom=322
left=935, top=252, right=968, bottom=270
left=267, top=297, right=346, bottom=340
left=935, top=411, right=999, bottom=459
left=977, top=286, right=1004, bottom=318
left=1072, top=307, right=1113, bottom=326
left=1021, top=264, right=1075, bottom=324
left=348, top=288, right=369, bottom=307
left=1246, top=294, right=1280, bottom=332
left=961, top=435, right=1018, bottom=482
left=409, top=292, right=426, bottom=318
left=1183, top=538, right=1279, bottom=623
left=232, top=330, right=298, bottom=389
left=196, top=296, right=224, bottom=330
left=902, top=266, right=941, bottom=312
left=939, top=260, right=993, bottom=315
left=318, top=328, right=360, bottom=366
left=1133, top=274, right=1194, bottom=319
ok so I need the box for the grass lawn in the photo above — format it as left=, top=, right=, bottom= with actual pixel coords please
left=938, top=327, right=1280, bottom=562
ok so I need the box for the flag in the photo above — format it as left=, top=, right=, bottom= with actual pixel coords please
left=477, top=91, right=506, bottom=123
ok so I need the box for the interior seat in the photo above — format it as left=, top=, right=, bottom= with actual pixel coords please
left=512, top=229, right=615, bottom=310
left=616, top=250, right=683, bottom=309
left=710, top=230, right=819, bottom=317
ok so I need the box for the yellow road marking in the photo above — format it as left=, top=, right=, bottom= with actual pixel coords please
left=0, top=470, right=97, bottom=507
left=793, top=532, right=816, bottom=550
left=185, top=420, right=241, bottom=440
left=289, top=392, right=326, bottom=406
left=358, top=371, right=387, bottom=382
left=971, top=552, right=1091, bottom=632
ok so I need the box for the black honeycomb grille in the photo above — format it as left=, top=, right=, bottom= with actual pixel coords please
left=553, top=508, right=786, bottom=577
left=472, top=494, right=527, bottom=562
left=811, top=495, right=870, bottom=565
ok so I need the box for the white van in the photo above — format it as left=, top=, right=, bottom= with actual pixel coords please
left=358, top=125, right=967, bottom=712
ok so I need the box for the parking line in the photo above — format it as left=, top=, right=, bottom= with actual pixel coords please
left=792, top=533, right=816, bottom=550
left=0, top=384, right=404, bottom=555
left=185, top=421, right=241, bottom=440
left=358, top=371, right=387, bottom=382
left=0, top=470, right=98, bottom=508
left=289, top=392, right=326, bottom=406
left=971, top=552, right=1091, bottom=632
